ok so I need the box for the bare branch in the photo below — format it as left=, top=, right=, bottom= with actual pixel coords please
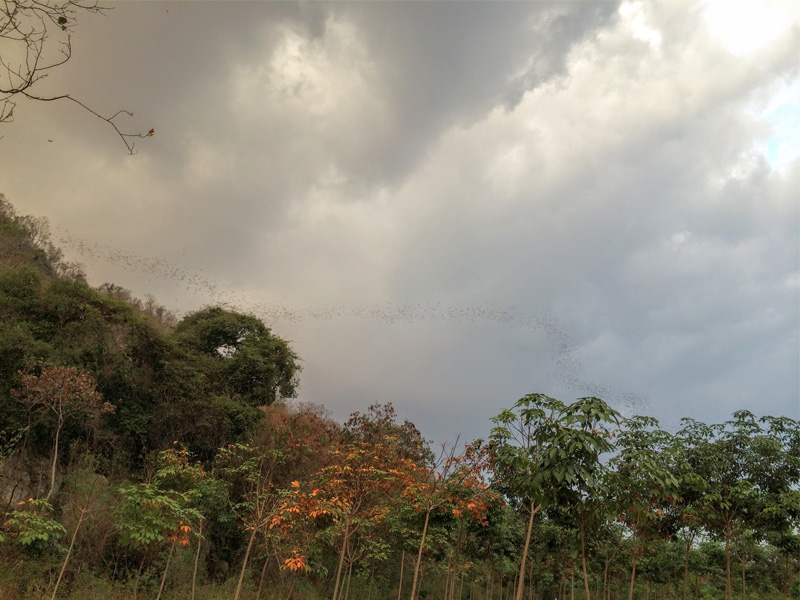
left=22, top=90, right=152, bottom=153
left=0, top=0, right=150, bottom=152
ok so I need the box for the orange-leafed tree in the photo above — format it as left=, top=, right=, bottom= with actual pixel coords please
left=310, top=440, right=415, bottom=600
left=440, top=451, right=497, bottom=600
left=217, top=403, right=338, bottom=600
left=11, top=364, right=113, bottom=501
left=303, top=405, right=424, bottom=600
left=404, top=439, right=496, bottom=600
left=261, top=479, right=334, bottom=599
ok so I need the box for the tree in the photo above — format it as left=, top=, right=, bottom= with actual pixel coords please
left=679, top=412, right=800, bottom=600
left=491, top=394, right=622, bottom=600
left=402, top=439, right=495, bottom=600
left=1, top=496, right=65, bottom=550
left=150, top=445, right=226, bottom=600
left=116, top=471, right=202, bottom=600
left=215, top=404, right=338, bottom=600
left=1, top=0, right=153, bottom=152
left=11, top=364, right=113, bottom=502
left=173, top=306, right=301, bottom=408
left=48, top=466, right=109, bottom=600
left=216, top=440, right=295, bottom=600
left=610, top=416, right=686, bottom=600
left=490, top=394, right=564, bottom=600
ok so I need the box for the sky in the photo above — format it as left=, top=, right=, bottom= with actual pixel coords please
left=1, top=0, right=798, bottom=444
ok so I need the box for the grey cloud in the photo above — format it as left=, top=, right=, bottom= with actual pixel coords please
left=1, top=1, right=797, bottom=443
left=336, top=1, right=620, bottom=186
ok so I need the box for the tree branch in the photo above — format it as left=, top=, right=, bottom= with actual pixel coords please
left=1, top=0, right=151, bottom=152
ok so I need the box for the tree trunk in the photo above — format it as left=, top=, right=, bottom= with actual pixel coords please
left=516, top=504, right=541, bottom=600
left=368, top=567, right=376, bottom=600
left=285, top=580, right=296, bottom=600
left=133, top=549, right=149, bottom=600
left=155, top=539, right=177, bottom=600
left=682, top=533, right=694, bottom=600
left=528, top=560, right=535, bottom=600
left=50, top=505, right=87, bottom=600
left=343, top=560, right=353, bottom=600
left=332, top=518, right=351, bottom=600
left=580, top=510, right=591, bottom=600
left=257, top=553, right=269, bottom=600
left=45, top=416, right=63, bottom=503
left=192, top=525, right=203, bottom=600
left=724, top=527, right=732, bottom=600
left=398, top=550, right=406, bottom=600
left=409, top=507, right=432, bottom=600
left=570, top=569, right=575, bottom=600
left=445, top=551, right=454, bottom=600
left=628, top=531, right=638, bottom=600
left=782, top=554, right=789, bottom=600
left=741, top=555, right=746, bottom=600
left=233, top=525, right=258, bottom=600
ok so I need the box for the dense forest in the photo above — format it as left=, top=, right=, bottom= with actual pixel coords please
left=0, top=195, right=798, bottom=600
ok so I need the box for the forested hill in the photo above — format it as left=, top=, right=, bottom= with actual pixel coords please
left=0, top=197, right=798, bottom=600
left=0, top=195, right=301, bottom=468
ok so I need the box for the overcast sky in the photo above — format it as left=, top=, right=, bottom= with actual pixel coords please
left=1, top=0, right=798, bottom=443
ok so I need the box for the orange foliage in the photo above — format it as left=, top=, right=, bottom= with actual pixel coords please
left=281, top=550, right=307, bottom=572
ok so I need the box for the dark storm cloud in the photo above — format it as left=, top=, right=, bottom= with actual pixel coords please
left=331, top=1, right=620, bottom=185
left=24, top=1, right=619, bottom=277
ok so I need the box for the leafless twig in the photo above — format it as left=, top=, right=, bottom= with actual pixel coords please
left=1, top=0, right=152, bottom=153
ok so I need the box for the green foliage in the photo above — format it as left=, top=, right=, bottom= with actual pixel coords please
left=172, top=306, right=301, bottom=407
left=116, top=482, right=199, bottom=548
left=490, top=394, right=622, bottom=509
left=115, top=448, right=210, bottom=553
left=2, top=498, right=66, bottom=551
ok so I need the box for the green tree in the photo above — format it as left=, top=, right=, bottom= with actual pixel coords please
left=679, top=412, right=800, bottom=600
left=150, top=445, right=226, bottom=600
left=173, top=306, right=301, bottom=408
left=490, top=394, right=622, bottom=600
left=610, top=416, right=687, bottom=600
left=1, top=496, right=65, bottom=551
left=115, top=454, right=203, bottom=600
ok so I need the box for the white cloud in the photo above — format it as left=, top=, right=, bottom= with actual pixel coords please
left=701, top=0, right=799, bottom=56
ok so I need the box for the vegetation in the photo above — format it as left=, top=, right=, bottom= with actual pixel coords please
left=1, top=196, right=798, bottom=599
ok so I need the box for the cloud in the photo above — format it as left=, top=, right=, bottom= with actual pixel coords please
left=1, top=0, right=797, bottom=441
